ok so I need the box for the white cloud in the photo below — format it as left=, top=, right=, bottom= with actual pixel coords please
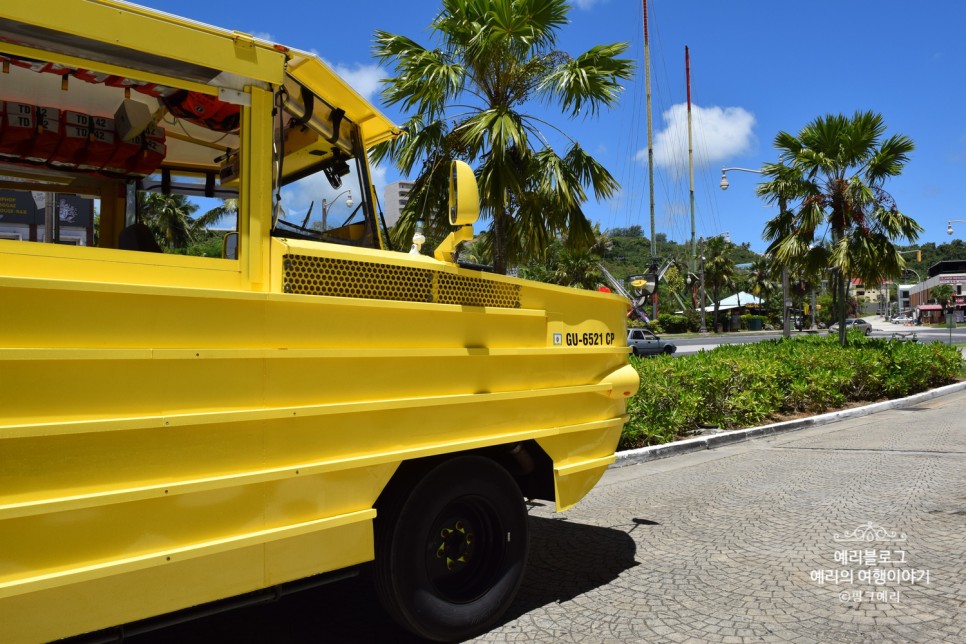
left=573, top=0, right=607, bottom=9
left=325, top=60, right=385, bottom=101
left=369, top=163, right=388, bottom=198
left=637, top=103, right=756, bottom=172
left=252, top=32, right=274, bottom=43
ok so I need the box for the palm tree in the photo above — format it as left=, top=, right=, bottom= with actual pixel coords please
left=138, top=193, right=199, bottom=250
left=138, top=193, right=227, bottom=252
left=703, top=236, right=736, bottom=333
left=757, top=111, right=922, bottom=345
left=372, top=0, right=633, bottom=274
left=519, top=226, right=610, bottom=290
left=745, top=256, right=776, bottom=312
left=202, top=198, right=238, bottom=231
left=550, top=247, right=604, bottom=289
left=931, top=284, right=954, bottom=306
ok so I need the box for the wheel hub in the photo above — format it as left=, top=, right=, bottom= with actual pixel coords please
left=436, top=519, right=474, bottom=572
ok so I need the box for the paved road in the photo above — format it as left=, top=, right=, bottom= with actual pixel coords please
left=117, top=388, right=966, bottom=643
left=674, top=316, right=966, bottom=355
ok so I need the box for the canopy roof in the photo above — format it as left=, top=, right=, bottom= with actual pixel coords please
left=685, top=292, right=764, bottom=314
left=718, top=292, right=762, bottom=308
left=287, top=55, right=399, bottom=148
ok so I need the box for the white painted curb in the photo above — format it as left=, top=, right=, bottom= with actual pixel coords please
left=613, top=380, right=966, bottom=468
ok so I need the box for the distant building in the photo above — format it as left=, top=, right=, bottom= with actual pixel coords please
left=908, top=260, right=966, bottom=323
left=849, top=277, right=879, bottom=303
left=896, top=283, right=913, bottom=315
left=383, top=181, right=415, bottom=229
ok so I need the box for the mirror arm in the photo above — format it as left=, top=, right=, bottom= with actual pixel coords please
left=434, top=225, right=474, bottom=263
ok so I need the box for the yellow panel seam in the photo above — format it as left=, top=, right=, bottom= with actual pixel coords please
left=0, top=383, right=615, bottom=438
left=554, top=454, right=617, bottom=477
left=0, top=346, right=628, bottom=360
left=0, top=418, right=624, bottom=519
left=0, top=509, right=375, bottom=599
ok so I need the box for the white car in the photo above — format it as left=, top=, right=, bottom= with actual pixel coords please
left=892, top=315, right=914, bottom=324
left=828, top=318, right=873, bottom=336
left=627, top=328, right=677, bottom=356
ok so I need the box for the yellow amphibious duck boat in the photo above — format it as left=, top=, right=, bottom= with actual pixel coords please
left=0, top=2, right=638, bottom=641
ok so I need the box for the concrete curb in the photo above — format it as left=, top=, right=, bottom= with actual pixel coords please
left=613, top=380, right=966, bottom=468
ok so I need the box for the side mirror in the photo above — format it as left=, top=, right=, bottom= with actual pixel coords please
left=628, top=273, right=657, bottom=296
left=448, top=159, right=479, bottom=226
left=435, top=160, right=479, bottom=262
left=222, top=232, right=238, bottom=260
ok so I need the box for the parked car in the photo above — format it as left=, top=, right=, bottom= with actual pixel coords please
left=828, top=318, right=873, bottom=335
left=892, top=315, right=914, bottom=324
left=627, top=328, right=677, bottom=356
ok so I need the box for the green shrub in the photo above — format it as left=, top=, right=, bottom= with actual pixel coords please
left=655, top=313, right=689, bottom=334
left=738, top=314, right=769, bottom=330
left=619, top=334, right=963, bottom=450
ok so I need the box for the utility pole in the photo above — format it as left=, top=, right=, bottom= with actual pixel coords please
left=643, top=0, right=658, bottom=319
left=686, top=46, right=696, bottom=275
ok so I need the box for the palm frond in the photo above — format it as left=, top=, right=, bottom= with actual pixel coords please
left=537, top=43, right=633, bottom=117
left=372, top=0, right=631, bottom=273
left=866, top=134, right=914, bottom=183
left=563, top=142, right=619, bottom=199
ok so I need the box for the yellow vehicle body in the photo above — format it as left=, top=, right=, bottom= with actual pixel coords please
left=0, top=2, right=638, bottom=642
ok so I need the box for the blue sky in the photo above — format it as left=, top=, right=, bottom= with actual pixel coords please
left=143, top=0, right=966, bottom=254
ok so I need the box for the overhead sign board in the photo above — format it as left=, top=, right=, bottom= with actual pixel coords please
left=0, top=190, right=93, bottom=226
left=0, top=190, right=37, bottom=224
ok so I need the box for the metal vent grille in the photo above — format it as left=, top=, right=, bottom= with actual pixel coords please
left=282, top=254, right=520, bottom=308
left=435, top=272, right=520, bottom=308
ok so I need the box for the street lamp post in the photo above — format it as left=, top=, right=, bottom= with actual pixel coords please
left=720, top=167, right=791, bottom=338
left=901, top=267, right=923, bottom=319
left=948, top=219, right=966, bottom=236
left=298, top=190, right=353, bottom=232
left=321, top=190, right=353, bottom=232
left=699, top=244, right=707, bottom=334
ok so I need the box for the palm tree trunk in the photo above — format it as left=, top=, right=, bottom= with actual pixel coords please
left=492, top=207, right=508, bottom=275
left=838, top=271, right=848, bottom=345
left=831, top=223, right=848, bottom=346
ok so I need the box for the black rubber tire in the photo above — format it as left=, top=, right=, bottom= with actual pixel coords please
left=865, top=328, right=872, bottom=336
left=374, top=456, right=529, bottom=642
left=663, top=346, right=674, bottom=355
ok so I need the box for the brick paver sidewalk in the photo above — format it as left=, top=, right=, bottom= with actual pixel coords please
left=477, top=390, right=966, bottom=643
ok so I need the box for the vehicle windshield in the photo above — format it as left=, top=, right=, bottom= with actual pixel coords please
left=274, top=151, right=372, bottom=245
left=271, top=81, right=382, bottom=249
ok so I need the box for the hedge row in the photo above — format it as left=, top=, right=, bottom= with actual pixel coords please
left=621, top=333, right=963, bottom=450
left=643, top=312, right=773, bottom=334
